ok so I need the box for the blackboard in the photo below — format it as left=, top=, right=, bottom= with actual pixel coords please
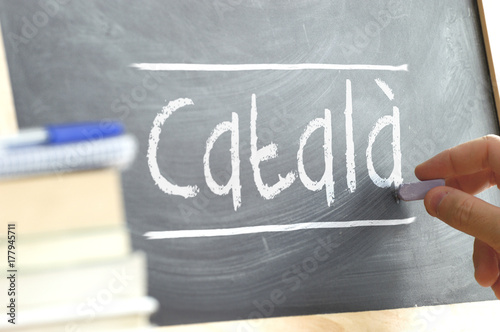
left=1, top=0, right=499, bottom=326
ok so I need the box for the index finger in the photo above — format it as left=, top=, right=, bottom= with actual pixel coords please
left=415, top=135, right=500, bottom=181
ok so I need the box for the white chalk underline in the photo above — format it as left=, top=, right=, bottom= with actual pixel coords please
left=131, top=63, right=409, bottom=72
left=144, top=217, right=416, bottom=239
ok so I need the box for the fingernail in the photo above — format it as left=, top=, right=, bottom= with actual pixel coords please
left=428, top=190, right=448, bottom=216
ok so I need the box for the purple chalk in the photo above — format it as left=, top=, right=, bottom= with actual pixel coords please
left=397, top=179, right=445, bottom=201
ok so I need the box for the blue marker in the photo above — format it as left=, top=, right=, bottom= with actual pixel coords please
left=0, top=121, right=124, bottom=149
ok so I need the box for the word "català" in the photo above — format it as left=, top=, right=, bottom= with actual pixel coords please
left=148, top=79, right=402, bottom=211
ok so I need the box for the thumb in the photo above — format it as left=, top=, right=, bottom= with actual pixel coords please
left=424, top=186, right=500, bottom=253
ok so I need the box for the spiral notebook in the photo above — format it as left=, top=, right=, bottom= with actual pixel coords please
left=0, top=134, right=137, bottom=179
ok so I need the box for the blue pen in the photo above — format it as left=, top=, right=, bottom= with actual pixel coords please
left=0, top=121, right=124, bottom=149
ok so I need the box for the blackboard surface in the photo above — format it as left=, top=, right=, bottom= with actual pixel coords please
left=1, top=0, right=499, bottom=326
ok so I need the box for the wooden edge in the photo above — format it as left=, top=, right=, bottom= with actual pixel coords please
left=155, top=300, right=500, bottom=332
left=0, top=20, right=17, bottom=135
left=477, top=0, right=500, bottom=128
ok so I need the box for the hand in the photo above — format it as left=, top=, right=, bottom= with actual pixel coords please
left=415, top=135, right=500, bottom=299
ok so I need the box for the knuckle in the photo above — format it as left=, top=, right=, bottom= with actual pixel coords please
left=453, top=196, right=476, bottom=230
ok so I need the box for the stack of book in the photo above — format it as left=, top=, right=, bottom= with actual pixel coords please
left=0, top=123, right=158, bottom=331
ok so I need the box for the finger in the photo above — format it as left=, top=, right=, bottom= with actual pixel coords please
left=424, top=186, right=500, bottom=252
left=446, top=169, right=496, bottom=195
left=473, top=238, right=499, bottom=287
left=415, top=135, right=500, bottom=180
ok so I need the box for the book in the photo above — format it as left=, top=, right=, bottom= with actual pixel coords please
left=0, top=168, right=125, bottom=235
left=0, top=296, right=158, bottom=331
left=0, top=252, right=147, bottom=309
left=15, top=225, right=130, bottom=272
